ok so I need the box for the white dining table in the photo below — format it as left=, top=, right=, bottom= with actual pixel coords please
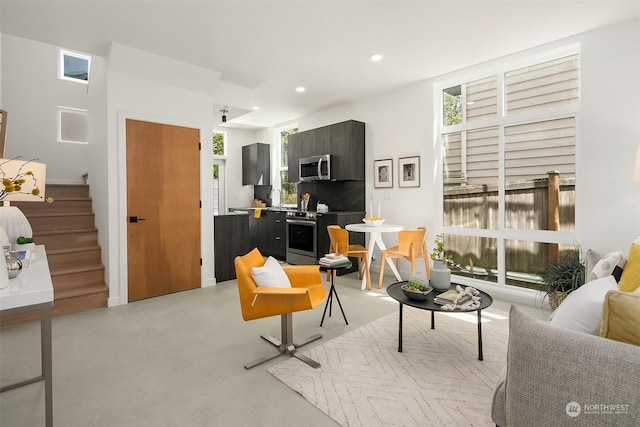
left=345, top=223, right=405, bottom=290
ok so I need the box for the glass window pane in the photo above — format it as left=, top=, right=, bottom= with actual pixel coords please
left=505, top=117, right=576, bottom=231
left=60, top=50, right=91, bottom=83
left=506, top=54, right=579, bottom=115
left=505, top=240, right=581, bottom=291
left=445, top=234, right=498, bottom=283
left=213, top=132, right=225, bottom=155
left=443, top=86, right=462, bottom=126
left=443, top=127, right=498, bottom=229
left=466, top=76, right=497, bottom=122
left=280, top=128, right=297, bottom=168
left=280, top=170, right=297, bottom=206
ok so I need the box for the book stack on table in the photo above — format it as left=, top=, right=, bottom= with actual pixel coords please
left=319, top=254, right=350, bottom=268
left=434, top=289, right=474, bottom=307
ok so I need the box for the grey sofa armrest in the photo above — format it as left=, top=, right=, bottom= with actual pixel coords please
left=491, top=367, right=507, bottom=427
left=502, top=306, right=640, bottom=426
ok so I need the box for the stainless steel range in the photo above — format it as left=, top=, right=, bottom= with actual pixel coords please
left=285, top=210, right=318, bottom=265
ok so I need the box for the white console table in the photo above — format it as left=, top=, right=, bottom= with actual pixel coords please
left=0, top=245, right=53, bottom=427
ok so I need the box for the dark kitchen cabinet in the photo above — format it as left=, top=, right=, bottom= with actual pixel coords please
left=214, top=214, right=251, bottom=282
left=329, top=120, right=365, bottom=181
left=249, top=210, right=286, bottom=259
left=287, top=120, right=364, bottom=183
left=242, top=143, right=270, bottom=185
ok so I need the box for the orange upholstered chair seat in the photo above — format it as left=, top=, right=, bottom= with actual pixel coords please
left=234, top=248, right=327, bottom=368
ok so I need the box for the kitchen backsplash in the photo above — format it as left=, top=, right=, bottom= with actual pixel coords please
left=298, top=181, right=365, bottom=212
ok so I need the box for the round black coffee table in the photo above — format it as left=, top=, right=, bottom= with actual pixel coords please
left=386, top=281, right=493, bottom=360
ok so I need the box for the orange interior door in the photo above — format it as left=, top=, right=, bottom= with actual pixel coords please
left=126, top=119, right=201, bottom=301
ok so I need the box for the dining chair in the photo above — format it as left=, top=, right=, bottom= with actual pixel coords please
left=377, top=226, right=430, bottom=288
left=326, top=225, right=372, bottom=290
left=234, top=248, right=327, bottom=369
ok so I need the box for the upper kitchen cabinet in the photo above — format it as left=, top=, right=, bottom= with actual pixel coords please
left=242, top=143, right=270, bottom=185
left=329, top=120, right=365, bottom=181
left=287, top=120, right=365, bottom=183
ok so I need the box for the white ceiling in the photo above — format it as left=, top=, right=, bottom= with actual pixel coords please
left=1, top=1, right=638, bottom=129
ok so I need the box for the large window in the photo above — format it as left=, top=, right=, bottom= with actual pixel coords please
left=438, top=50, right=579, bottom=291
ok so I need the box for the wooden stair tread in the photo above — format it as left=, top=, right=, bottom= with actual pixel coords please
left=25, top=212, right=94, bottom=218
left=50, top=264, right=105, bottom=276
left=46, top=246, right=101, bottom=255
left=34, top=228, right=98, bottom=236
left=55, top=283, right=108, bottom=300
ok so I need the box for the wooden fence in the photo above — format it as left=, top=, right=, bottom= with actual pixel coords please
left=443, top=173, right=576, bottom=289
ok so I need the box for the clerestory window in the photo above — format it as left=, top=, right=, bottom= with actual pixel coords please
left=59, top=49, right=91, bottom=83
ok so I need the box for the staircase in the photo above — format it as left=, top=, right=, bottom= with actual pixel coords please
left=1, top=184, right=108, bottom=326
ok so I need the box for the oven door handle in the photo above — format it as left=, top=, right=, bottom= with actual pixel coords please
left=286, top=219, right=316, bottom=226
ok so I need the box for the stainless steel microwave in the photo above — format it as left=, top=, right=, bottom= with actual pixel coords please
left=299, top=154, right=331, bottom=182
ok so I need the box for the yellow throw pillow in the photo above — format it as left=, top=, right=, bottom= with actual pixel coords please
left=618, top=243, right=640, bottom=292
left=600, top=290, right=640, bottom=346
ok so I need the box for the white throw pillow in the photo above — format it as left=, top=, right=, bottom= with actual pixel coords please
left=251, top=256, right=291, bottom=288
left=586, top=250, right=626, bottom=282
left=549, top=275, right=619, bottom=335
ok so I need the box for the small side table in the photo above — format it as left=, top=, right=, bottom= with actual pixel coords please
left=320, top=261, right=352, bottom=326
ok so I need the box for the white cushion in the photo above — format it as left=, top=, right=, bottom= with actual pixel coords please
left=586, top=250, right=626, bottom=282
left=251, top=256, right=291, bottom=288
left=549, top=275, right=619, bottom=335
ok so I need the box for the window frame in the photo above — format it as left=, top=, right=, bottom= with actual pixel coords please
left=434, top=44, right=581, bottom=292
left=59, top=49, right=91, bottom=84
left=272, top=123, right=298, bottom=208
left=57, top=106, right=89, bottom=144
left=212, top=130, right=227, bottom=157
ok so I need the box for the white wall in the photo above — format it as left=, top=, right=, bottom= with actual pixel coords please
left=218, top=126, right=260, bottom=210
left=1, top=34, right=91, bottom=182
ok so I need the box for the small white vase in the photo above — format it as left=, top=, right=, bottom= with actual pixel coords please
left=430, top=259, right=451, bottom=290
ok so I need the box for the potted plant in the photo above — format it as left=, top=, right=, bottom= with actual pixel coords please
left=542, top=250, right=585, bottom=310
left=430, top=234, right=452, bottom=290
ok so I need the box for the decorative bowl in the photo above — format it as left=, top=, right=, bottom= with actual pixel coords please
left=401, top=282, right=432, bottom=301
left=363, top=218, right=385, bottom=227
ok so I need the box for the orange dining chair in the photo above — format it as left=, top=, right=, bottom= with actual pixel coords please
left=326, top=225, right=372, bottom=290
left=234, top=248, right=327, bottom=369
left=377, top=226, right=430, bottom=288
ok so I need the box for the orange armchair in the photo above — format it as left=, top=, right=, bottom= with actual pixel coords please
left=377, top=227, right=430, bottom=289
left=234, top=248, right=327, bottom=369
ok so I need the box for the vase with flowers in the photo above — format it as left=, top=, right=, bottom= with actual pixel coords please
left=0, top=157, right=53, bottom=249
left=429, top=233, right=452, bottom=290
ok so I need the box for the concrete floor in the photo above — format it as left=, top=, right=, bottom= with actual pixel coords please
left=0, top=272, right=549, bottom=427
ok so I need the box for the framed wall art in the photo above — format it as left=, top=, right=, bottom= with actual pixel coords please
left=373, top=158, right=393, bottom=188
left=398, top=156, right=420, bottom=188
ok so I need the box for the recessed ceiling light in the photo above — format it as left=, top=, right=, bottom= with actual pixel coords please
left=370, top=54, right=383, bottom=62
left=466, top=101, right=475, bottom=105
left=252, top=106, right=260, bottom=110
left=296, top=87, right=306, bottom=93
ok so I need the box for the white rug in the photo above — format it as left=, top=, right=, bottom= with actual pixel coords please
left=268, top=307, right=509, bottom=427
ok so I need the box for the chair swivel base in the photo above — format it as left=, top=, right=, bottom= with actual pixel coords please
left=244, top=313, right=323, bottom=369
